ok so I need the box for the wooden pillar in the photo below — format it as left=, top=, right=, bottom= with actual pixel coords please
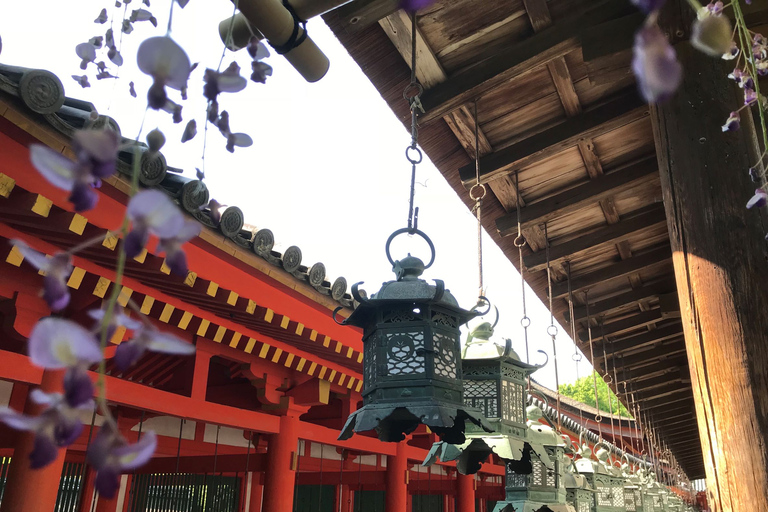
left=0, top=370, right=66, bottom=512
left=456, top=473, right=475, bottom=512
left=335, top=483, right=352, bottom=512
left=651, top=6, right=768, bottom=509
left=76, top=465, right=96, bottom=512
left=191, top=350, right=211, bottom=401
left=248, top=472, right=264, bottom=512
left=262, top=412, right=300, bottom=512
left=385, top=441, right=408, bottom=512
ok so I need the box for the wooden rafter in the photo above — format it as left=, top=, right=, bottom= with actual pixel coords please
left=602, top=323, right=684, bottom=356
left=579, top=310, right=666, bottom=343
left=569, top=281, right=673, bottom=321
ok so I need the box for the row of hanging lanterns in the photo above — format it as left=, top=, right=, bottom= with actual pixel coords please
left=330, top=9, right=697, bottom=511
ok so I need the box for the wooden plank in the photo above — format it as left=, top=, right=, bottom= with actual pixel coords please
left=522, top=0, right=552, bottom=31
left=626, top=371, right=684, bottom=394
left=329, top=0, right=400, bottom=34
left=418, top=0, right=633, bottom=123
left=547, top=57, right=582, bottom=117
left=523, top=203, right=666, bottom=272
left=621, top=356, right=687, bottom=382
left=550, top=245, right=671, bottom=298
left=569, top=281, right=673, bottom=321
left=603, top=322, right=683, bottom=356
left=580, top=11, right=645, bottom=62
left=617, top=340, right=686, bottom=367
left=636, top=386, right=691, bottom=404
left=578, top=309, right=664, bottom=343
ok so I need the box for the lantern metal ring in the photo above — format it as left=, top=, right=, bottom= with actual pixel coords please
left=405, top=146, right=423, bottom=164
left=472, top=295, right=492, bottom=316
left=385, top=227, right=435, bottom=268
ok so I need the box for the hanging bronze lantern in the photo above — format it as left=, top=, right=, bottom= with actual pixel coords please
left=574, top=442, right=627, bottom=512
left=335, top=228, right=493, bottom=443
left=423, top=312, right=545, bottom=475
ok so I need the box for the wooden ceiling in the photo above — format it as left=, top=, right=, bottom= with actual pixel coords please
left=323, top=0, right=715, bottom=478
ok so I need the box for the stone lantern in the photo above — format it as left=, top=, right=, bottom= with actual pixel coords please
left=574, top=442, right=627, bottom=512
left=336, top=229, right=492, bottom=443
left=422, top=312, right=543, bottom=473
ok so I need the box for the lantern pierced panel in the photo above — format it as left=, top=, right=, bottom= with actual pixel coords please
left=464, top=364, right=496, bottom=377
left=505, top=467, right=527, bottom=489
left=613, top=487, right=626, bottom=507
left=501, top=365, right=524, bottom=382
left=501, top=380, right=525, bottom=423
left=364, top=334, right=377, bottom=386
left=383, top=308, right=419, bottom=324
left=464, top=380, right=498, bottom=417
left=579, top=502, right=590, bottom=512
left=625, top=489, right=637, bottom=511
left=385, top=331, right=425, bottom=375
left=431, top=311, right=458, bottom=328
left=596, top=481, right=612, bottom=506
left=433, top=331, right=458, bottom=379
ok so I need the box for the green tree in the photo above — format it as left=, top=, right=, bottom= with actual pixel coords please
left=559, top=372, right=631, bottom=417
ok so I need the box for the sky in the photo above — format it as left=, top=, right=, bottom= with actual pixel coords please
left=0, top=0, right=593, bottom=388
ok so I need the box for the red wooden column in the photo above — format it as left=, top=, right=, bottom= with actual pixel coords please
left=456, top=473, right=475, bottom=512
left=191, top=350, right=211, bottom=401
left=77, top=466, right=96, bottom=512
left=651, top=4, right=768, bottom=509
left=248, top=472, right=264, bottom=512
left=385, top=441, right=408, bottom=512
left=0, top=370, right=66, bottom=512
left=336, top=483, right=353, bottom=512
left=262, top=410, right=301, bottom=512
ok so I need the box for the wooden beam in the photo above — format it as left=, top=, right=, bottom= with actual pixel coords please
left=578, top=310, right=665, bottom=343
left=641, top=392, right=693, bottom=411
left=550, top=244, right=671, bottom=299
left=622, top=370, right=683, bottom=393
left=496, top=156, right=658, bottom=237
left=616, top=339, right=686, bottom=367
left=329, top=0, right=400, bottom=34
left=621, top=356, right=687, bottom=382
left=636, top=386, right=692, bottom=404
left=569, top=281, right=674, bottom=321
left=419, top=0, right=633, bottom=123
left=603, top=323, right=683, bottom=356
left=459, top=90, right=647, bottom=187
left=524, top=204, right=667, bottom=272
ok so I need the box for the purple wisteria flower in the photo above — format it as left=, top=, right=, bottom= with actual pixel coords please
left=87, top=425, right=156, bottom=497
left=114, top=324, right=195, bottom=371
left=247, top=39, right=273, bottom=84
left=691, top=14, right=733, bottom=57
left=88, top=307, right=142, bottom=343
left=76, top=43, right=97, bottom=70
left=156, top=220, right=201, bottom=276
left=94, top=8, right=108, bottom=24
left=11, top=240, right=73, bottom=311
left=721, top=111, right=740, bottom=132
left=29, top=129, right=120, bottom=212
left=632, top=24, right=682, bottom=103
left=399, top=0, right=435, bottom=11
left=29, top=317, right=102, bottom=408
left=0, top=390, right=88, bottom=468
left=203, top=63, right=247, bottom=103
left=72, top=75, right=91, bottom=88
left=181, top=120, right=197, bottom=143
left=124, top=189, right=185, bottom=259
left=137, top=37, right=191, bottom=110
left=630, top=0, right=666, bottom=14
left=745, top=87, right=758, bottom=106
left=747, top=188, right=768, bottom=209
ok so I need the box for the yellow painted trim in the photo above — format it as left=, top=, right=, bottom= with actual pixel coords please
left=357, top=353, right=363, bottom=364
left=284, top=353, right=295, bottom=368
left=346, top=347, right=354, bottom=358
left=328, top=370, right=337, bottom=382
left=102, top=232, right=118, bottom=250
left=347, top=378, right=355, bottom=390
left=206, top=282, right=219, bottom=297
left=178, top=311, right=193, bottom=330
left=264, top=309, right=274, bottom=323
left=159, top=304, right=175, bottom=323
left=227, top=291, right=239, bottom=306
left=5, top=246, right=23, bottom=267
left=244, top=338, right=257, bottom=353
left=110, top=325, right=126, bottom=345
left=0, top=173, right=16, bottom=198
left=355, top=381, right=363, bottom=393
left=117, top=286, right=133, bottom=307
left=337, top=374, right=346, bottom=386
left=307, top=362, right=318, bottom=376
left=160, top=261, right=171, bottom=275
left=213, top=325, right=227, bottom=343
left=323, top=336, right=331, bottom=348
left=246, top=299, right=257, bottom=314
left=196, top=319, right=210, bottom=337
left=68, top=214, right=87, bottom=235
left=295, top=323, right=304, bottom=336
left=31, top=195, right=52, bottom=217
left=309, top=330, right=318, bottom=342
left=296, top=358, right=307, bottom=372
left=93, top=277, right=110, bottom=298
left=270, top=348, right=283, bottom=363
left=258, top=344, right=271, bottom=358
left=229, top=332, right=242, bottom=348
left=140, top=296, right=155, bottom=314
left=66, top=267, right=86, bottom=289
left=133, top=249, right=147, bottom=263
left=318, top=367, right=328, bottom=380
left=280, top=316, right=290, bottom=329
left=184, top=272, right=197, bottom=287
left=334, top=341, right=343, bottom=353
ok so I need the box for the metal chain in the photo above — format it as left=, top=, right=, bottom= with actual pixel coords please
left=514, top=171, right=530, bottom=374
left=601, top=322, right=617, bottom=452
left=585, top=290, right=603, bottom=438
left=470, top=100, right=486, bottom=298
left=610, top=354, right=626, bottom=454
left=543, top=223, right=561, bottom=431
left=404, top=10, right=423, bottom=232
left=566, top=262, right=585, bottom=428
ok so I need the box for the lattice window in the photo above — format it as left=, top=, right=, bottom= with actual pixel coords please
left=531, top=460, right=546, bottom=486
left=505, top=467, right=528, bottom=489
left=464, top=364, right=495, bottom=377
left=653, top=495, right=661, bottom=509
left=579, top=501, right=590, bottom=512
left=501, top=379, right=525, bottom=423
left=364, top=334, right=378, bottom=386
left=595, top=481, right=612, bottom=506
left=464, top=380, right=498, bottom=417
left=433, top=332, right=458, bottom=379
left=613, top=486, right=625, bottom=507
left=625, top=488, right=637, bottom=511
left=382, top=309, right=417, bottom=324
left=501, top=365, right=524, bottom=381
left=431, top=311, right=457, bottom=328
left=385, top=331, right=425, bottom=375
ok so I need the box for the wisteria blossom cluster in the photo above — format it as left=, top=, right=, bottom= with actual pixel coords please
left=0, top=129, right=198, bottom=496
left=631, top=0, right=768, bottom=238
